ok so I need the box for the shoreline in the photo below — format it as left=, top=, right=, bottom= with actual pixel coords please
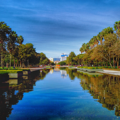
left=21, top=66, right=120, bottom=76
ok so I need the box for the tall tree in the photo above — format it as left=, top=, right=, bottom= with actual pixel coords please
left=39, top=52, right=50, bottom=65
left=114, top=21, right=120, bottom=37
left=68, top=52, right=76, bottom=65
left=18, top=43, right=35, bottom=67
left=17, top=35, right=24, bottom=45
left=0, top=22, right=11, bottom=67
left=7, top=31, right=17, bottom=67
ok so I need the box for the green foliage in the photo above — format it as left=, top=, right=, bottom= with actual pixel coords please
left=78, top=21, right=120, bottom=68
left=17, top=35, right=24, bottom=45
left=0, top=21, right=48, bottom=68
left=78, top=66, right=103, bottom=69
left=39, top=52, right=50, bottom=65
left=67, top=52, right=76, bottom=65
left=19, top=43, right=35, bottom=61
left=58, top=61, right=66, bottom=65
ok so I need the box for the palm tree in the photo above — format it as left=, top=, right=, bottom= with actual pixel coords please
left=93, top=36, right=99, bottom=46
left=0, top=22, right=11, bottom=67
left=114, top=21, right=120, bottom=37
left=97, top=32, right=104, bottom=44
left=80, top=47, right=84, bottom=54
left=16, top=35, right=24, bottom=67
left=7, top=31, right=17, bottom=67
left=89, top=38, right=94, bottom=49
left=102, top=27, right=113, bottom=39
left=85, top=43, right=90, bottom=53
left=82, top=43, right=86, bottom=53
left=17, top=35, right=24, bottom=45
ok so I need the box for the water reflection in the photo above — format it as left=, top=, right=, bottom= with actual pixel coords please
left=66, top=69, right=120, bottom=116
left=1, top=68, right=120, bottom=119
left=60, top=70, right=67, bottom=78
left=0, top=69, right=50, bottom=120
left=66, top=68, right=76, bottom=80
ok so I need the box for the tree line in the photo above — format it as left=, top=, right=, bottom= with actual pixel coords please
left=65, top=20, right=120, bottom=68
left=0, top=21, right=50, bottom=68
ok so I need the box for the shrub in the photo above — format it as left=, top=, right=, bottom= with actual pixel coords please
left=58, top=61, right=66, bottom=65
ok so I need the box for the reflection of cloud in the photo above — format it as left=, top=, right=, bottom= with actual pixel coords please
left=60, top=70, right=67, bottom=78
left=50, top=69, right=53, bottom=74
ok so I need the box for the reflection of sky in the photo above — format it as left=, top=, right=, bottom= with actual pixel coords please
left=1, top=0, right=120, bottom=57
left=7, top=71, right=117, bottom=120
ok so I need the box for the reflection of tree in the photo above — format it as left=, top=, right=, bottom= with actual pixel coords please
left=66, top=68, right=76, bottom=80
left=76, top=72, right=120, bottom=116
left=0, top=69, right=50, bottom=119
left=40, top=69, right=50, bottom=80
left=0, top=84, right=18, bottom=120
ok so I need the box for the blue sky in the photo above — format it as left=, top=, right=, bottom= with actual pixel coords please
left=0, top=0, right=120, bottom=58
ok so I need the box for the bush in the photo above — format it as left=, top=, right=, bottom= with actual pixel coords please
left=58, top=61, right=66, bottom=65
left=77, top=66, right=83, bottom=68
left=3, top=67, right=8, bottom=70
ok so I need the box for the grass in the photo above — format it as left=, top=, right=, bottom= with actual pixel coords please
left=0, top=67, right=29, bottom=71
left=45, top=66, right=51, bottom=68
left=0, top=70, right=23, bottom=73
left=78, top=66, right=120, bottom=69
left=77, top=66, right=103, bottom=69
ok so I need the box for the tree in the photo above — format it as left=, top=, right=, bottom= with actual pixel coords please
left=0, top=22, right=11, bottom=67
left=58, top=61, right=66, bottom=65
left=93, top=36, right=99, bottom=45
left=17, top=35, right=24, bottom=45
left=39, top=52, right=50, bottom=65
left=114, top=21, right=120, bottom=37
left=18, top=43, right=35, bottom=67
left=7, top=31, right=17, bottom=67
left=68, top=52, right=76, bottom=65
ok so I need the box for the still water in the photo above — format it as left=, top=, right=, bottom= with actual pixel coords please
left=0, top=68, right=120, bottom=120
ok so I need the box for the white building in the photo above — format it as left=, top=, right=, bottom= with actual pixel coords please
left=49, top=58, right=53, bottom=62
left=60, top=53, right=68, bottom=61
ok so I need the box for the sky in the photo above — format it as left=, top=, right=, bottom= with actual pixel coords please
left=0, top=0, right=120, bottom=58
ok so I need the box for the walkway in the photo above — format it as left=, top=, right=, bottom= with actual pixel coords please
left=97, top=70, right=120, bottom=76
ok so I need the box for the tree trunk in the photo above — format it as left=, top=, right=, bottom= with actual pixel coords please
left=14, top=58, right=15, bottom=67
left=1, top=53, right=3, bottom=68
left=10, top=54, right=11, bottom=68
left=117, top=56, right=119, bottom=69
left=20, top=60, right=21, bottom=67
left=113, top=57, right=114, bottom=68
left=109, top=50, right=112, bottom=67
left=17, top=60, right=18, bottom=67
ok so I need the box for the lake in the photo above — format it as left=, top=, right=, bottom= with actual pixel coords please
left=0, top=68, right=120, bottom=120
